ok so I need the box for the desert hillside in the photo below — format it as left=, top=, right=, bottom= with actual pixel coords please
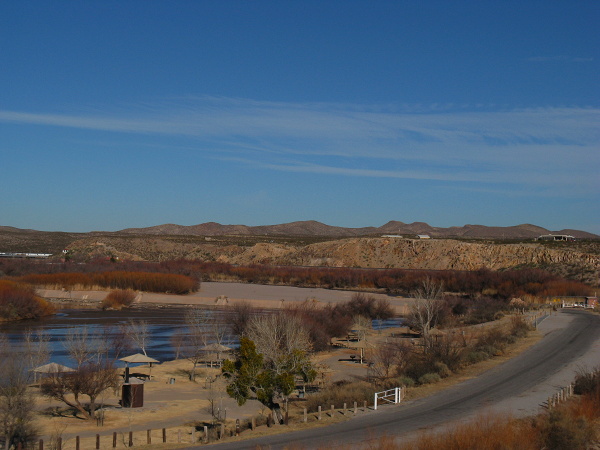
left=62, top=235, right=599, bottom=286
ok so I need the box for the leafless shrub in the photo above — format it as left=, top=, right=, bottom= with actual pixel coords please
left=370, top=341, right=412, bottom=380
left=101, top=289, right=136, bottom=310
left=124, top=320, right=151, bottom=356
left=0, top=336, right=40, bottom=448
left=227, top=301, right=256, bottom=337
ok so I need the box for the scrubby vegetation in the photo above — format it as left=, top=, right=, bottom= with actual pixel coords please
left=101, top=289, right=136, bottom=310
left=0, top=258, right=591, bottom=299
left=14, top=271, right=198, bottom=294
left=0, top=280, right=55, bottom=321
left=303, top=315, right=535, bottom=413
left=228, top=293, right=393, bottom=352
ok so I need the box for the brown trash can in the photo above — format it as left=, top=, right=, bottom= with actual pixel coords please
left=122, top=379, right=144, bottom=408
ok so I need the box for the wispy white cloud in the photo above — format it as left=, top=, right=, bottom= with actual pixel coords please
left=0, top=98, right=598, bottom=193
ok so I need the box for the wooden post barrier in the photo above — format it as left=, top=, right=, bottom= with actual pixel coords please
left=304, top=407, right=307, bottom=423
left=330, top=404, right=334, bottom=417
left=39, top=439, right=44, bottom=450
left=75, top=436, right=80, bottom=450
left=128, top=431, right=133, bottom=447
left=363, top=400, right=368, bottom=411
left=343, top=402, right=347, bottom=414
left=220, top=423, right=225, bottom=440
left=162, top=428, right=166, bottom=443
left=178, top=429, right=181, bottom=443
left=354, top=401, right=358, bottom=414
left=236, top=419, right=240, bottom=436
left=96, top=434, right=100, bottom=449
left=204, top=426, right=209, bottom=443
left=147, top=429, right=151, bottom=445
left=112, top=432, right=117, bottom=448
left=251, top=417, right=256, bottom=430
left=318, top=405, right=322, bottom=420
left=57, top=437, right=62, bottom=450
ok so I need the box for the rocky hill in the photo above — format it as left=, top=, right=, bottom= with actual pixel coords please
left=59, top=235, right=599, bottom=286
left=1, top=222, right=598, bottom=285
left=118, top=220, right=599, bottom=239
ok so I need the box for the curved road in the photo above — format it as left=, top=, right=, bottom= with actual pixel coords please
left=188, top=309, right=600, bottom=449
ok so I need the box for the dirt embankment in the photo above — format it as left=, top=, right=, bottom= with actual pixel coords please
left=65, top=237, right=599, bottom=284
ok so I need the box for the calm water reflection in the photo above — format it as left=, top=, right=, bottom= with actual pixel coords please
left=0, top=307, right=402, bottom=367
left=0, top=307, right=235, bottom=367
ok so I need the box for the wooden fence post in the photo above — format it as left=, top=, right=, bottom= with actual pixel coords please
left=363, top=400, right=368, bottom=411
left=112, top=432, right=117, bottom=448
left=354, top=401, right=357, bottom=414
left=75, top=436, right=80, bottom=450
left=330, top=404, right=334, bottom=417
left=147, top=429, right=151, bottom=445
left=57, top=437, right=62, bottom=450
left=220, top=423, right=225, bottom=440
left=343, top=402, right=347, bottom=415
left=39, top=439, right=44, bottom=450
left=204, top=426, right=209, bottom=443
left=128, top=431, right=133, bottom=447
left=304, top=407, right=307, bottom=423
left=177, top=430, right=181, bottom=443
left=251, top=417, right=256, bottom=430
left=162, top=428, right=166, bottom=443
left=96, top=434, right=100, bottom=449
left=318, top=405, right=322, bottom=420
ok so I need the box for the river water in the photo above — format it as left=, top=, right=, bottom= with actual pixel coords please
left=0, top=305, right=402, bottom=368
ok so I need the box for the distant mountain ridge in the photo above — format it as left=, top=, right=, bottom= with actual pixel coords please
left=118, top=220, right=599, bottom=239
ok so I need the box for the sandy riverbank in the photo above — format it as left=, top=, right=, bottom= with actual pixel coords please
left=39, top=281, right=412, bottom=314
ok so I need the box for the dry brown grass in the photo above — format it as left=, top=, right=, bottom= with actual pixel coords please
left=399, top=413, right=538, bottom=450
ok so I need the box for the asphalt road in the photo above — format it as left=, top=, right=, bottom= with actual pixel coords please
left=189, top=309, right=600, bottom=449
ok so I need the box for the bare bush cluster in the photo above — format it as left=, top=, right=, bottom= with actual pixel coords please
left=0, top=334, right=45, bottom=449
left=101, top=289, right=136, bottom=310
left=0, top=280, right=55, bottom=321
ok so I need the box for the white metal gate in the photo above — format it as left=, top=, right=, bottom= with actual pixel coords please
left=374, top=386, right=404, bottom=410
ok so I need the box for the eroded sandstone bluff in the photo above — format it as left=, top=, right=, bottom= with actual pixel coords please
left=67, top=237, right=598, bottom=284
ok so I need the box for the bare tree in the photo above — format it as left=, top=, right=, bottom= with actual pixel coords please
left=227, top=301, right=255, bottom=337
left=104, top=325, right=132, bottom=361
left=124, top=320, right=150, bottom=356
left=0, top=336, right=39, bottom=449
left=246, top=312, right=312, bottom=377
left=351, top=315, right=372, bottom=342
left=224, top=313, right=315, bottom=418
left=23, top=329, right=50, bottom=381
left=182, top=308, right=210, bottom=381
left=41, top=361, right=119, bottom=420
left=370, top=341, right=413, bottom=380
left=170, top=329, right=186, bottom=360
left=41, top=328, right=119, bottom=420
left=64, top=327, right=94, bottom=368
left=407, top=277, right=444, bottom=352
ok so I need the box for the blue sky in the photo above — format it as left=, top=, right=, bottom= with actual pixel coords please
left=1, top=1, right=598, bottom=234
